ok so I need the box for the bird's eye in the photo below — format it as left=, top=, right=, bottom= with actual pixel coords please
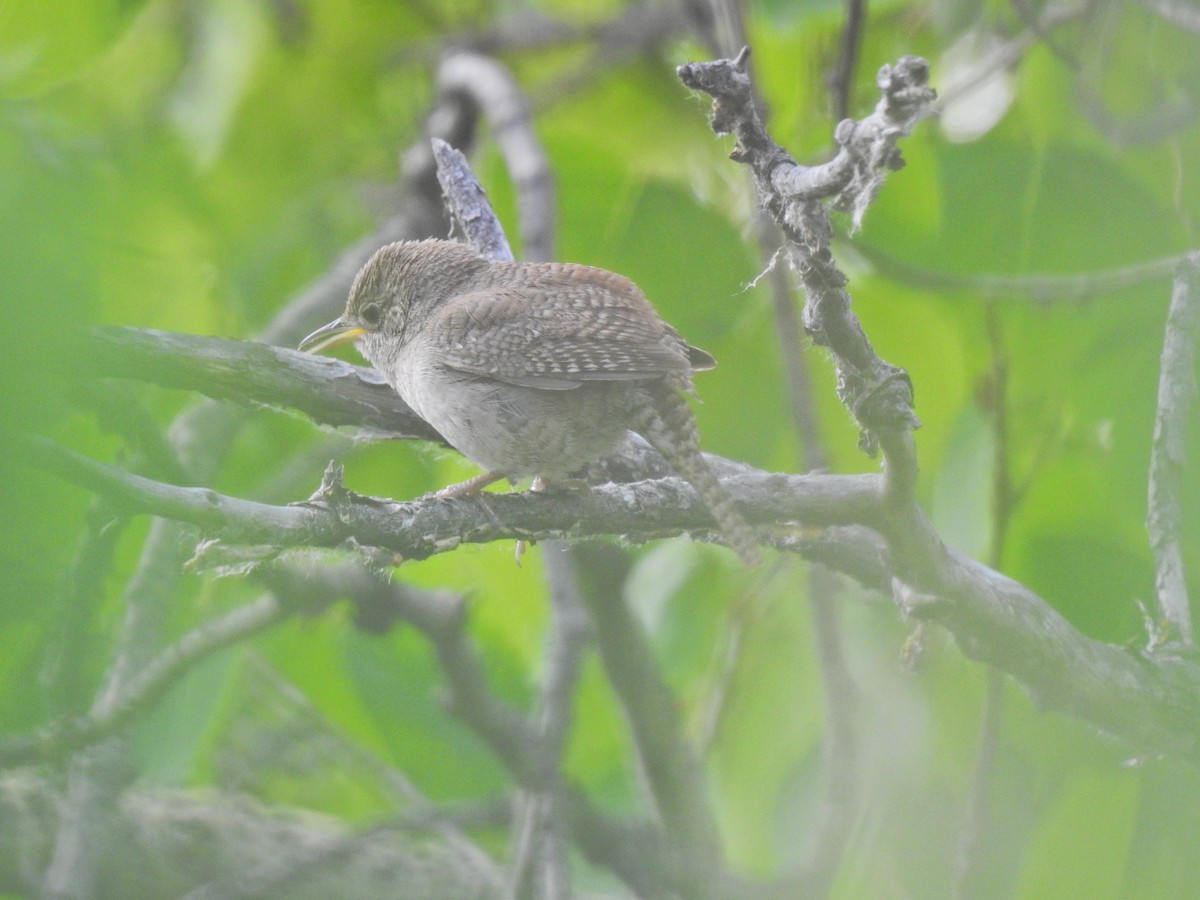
left=359, top=302, right=383, bottom=328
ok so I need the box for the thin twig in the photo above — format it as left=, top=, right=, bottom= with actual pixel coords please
left=856, top=241, right=1188, bottom=303
left=0, top=595, right=289, bottom=767
left=830, top=0, right=868, bottom=122
left=955, top=669, right=1005, bottom=898
left=1134, top=0, right=1200, bottom=33
left=933, top=2, right=1086, bottom=110
left=956, top=305, right=1014, bottom=894
left=1147, top=255, right=1200, bottom=646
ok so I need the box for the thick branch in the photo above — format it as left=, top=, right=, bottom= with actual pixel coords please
left=512, top=544, right=590, bottom=899
left=900, top=547, right=1200, bottom=759
left=571, top=542, right=723, bottom=867
left=0, top=774, right=497, bottom=899
left=32, top=437, right=881, bottom=556
left=76, top=326, right=445, bottom=444
left=31, top=433, right=1200, bottom=765
left=676, top=46, right=1200, bottom=770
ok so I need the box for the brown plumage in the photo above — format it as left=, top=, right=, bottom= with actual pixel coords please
left=301, top=239, right=760, bottom=566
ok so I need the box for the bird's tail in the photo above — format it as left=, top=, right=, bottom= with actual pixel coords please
left=636, top=381, right=761, bottom=567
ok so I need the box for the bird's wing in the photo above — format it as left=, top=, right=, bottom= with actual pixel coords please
left=426, top=266, right=713, bottom=390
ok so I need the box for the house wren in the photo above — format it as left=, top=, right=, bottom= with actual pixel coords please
left=300, top=239, right=760, bottom=566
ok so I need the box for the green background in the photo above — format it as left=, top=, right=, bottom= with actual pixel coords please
left=2, top=0, right=1198, bottom=896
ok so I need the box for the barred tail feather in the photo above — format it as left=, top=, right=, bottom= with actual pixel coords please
left=636, top=381, right=761, bottom=567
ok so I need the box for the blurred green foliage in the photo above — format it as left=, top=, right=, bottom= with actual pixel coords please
left=2, top=0, right=1199, bottom=896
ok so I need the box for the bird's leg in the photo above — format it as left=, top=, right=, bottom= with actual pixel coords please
left=433, top=470, right=507, bottom=498
left=433, top=470, right=530, bottom=563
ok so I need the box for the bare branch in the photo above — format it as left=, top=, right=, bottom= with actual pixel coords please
left=1134, top=0, right=1200, bottom=33
left=678, top=48, right=930, bottom=458
left=829, top=0, right=868, bottom=121
left=932, top=2, right=1085, bottom=110
left=1147, top=255, right=1200, bottom=646
left=677, top=46, right=1200, bottom=772
left=0, top=774, right=501, bottom=899
left=366, top=563, right=734, bottom=899
left=432, top=139, right=514, bottom=263
left=32, top=415, right=1200, bottom=767
left=513, top=545, right=591, bottom=899
left=570, top=542, right=725, bottom=875
left=856, top=241, right=1189, bottom=303
left=437, top=52, right=555, bottom=261
left=30, top=435, right=881, bottom=561
left=78, top=326, right=445, bottom=444
left=0, top=595, right=290, bottom=767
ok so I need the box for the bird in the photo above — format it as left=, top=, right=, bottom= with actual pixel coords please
left=300, top=239, right=759, bottom=566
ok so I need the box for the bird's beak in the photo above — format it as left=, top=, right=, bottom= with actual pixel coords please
left=298, top=318, right=367, bottom=354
